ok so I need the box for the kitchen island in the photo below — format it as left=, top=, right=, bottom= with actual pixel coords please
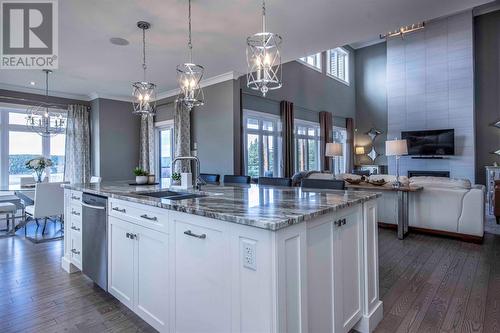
left=62, top=181, right=383, bottom=333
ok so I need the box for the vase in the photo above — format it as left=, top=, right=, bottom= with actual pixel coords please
left=135, top=176, right=148, bottom=185
left=33, top=170, right=45, bottom=183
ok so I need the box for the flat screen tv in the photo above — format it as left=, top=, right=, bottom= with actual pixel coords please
left=401, top=129, right=455, bottom=156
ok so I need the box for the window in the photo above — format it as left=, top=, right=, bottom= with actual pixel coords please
left=327, top=47, right=349, bottom=84
left=298, top=52, right=322, bottom=72
left=0, top=105, right=67, bottom=186
left=155, top=120, right=174, bottom=182
left=332, top=126, right=347, bottom=174
left=294, top=121, right=320, bottom=172
left=243, top=111, right=282, bottom=178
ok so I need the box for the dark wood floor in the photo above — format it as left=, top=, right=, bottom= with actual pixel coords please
left=0, top=227, right=499, bottom=332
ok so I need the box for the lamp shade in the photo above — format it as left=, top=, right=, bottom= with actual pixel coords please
left=355, top=146, right=365, bottom=155
left=325, top=143, right=343, bottom=157
left=385, top=139, right=408, bottom=156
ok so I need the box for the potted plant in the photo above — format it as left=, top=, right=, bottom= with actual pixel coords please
left=133, top=167, right=149, bottom=184
left=171, top=172, right=181, bottom=186
left=25, top=156, right=53, bottom=183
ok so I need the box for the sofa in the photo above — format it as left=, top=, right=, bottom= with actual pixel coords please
left=333, top=174, right=485, bottom=240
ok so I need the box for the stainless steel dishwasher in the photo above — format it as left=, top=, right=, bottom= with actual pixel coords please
left=81, top=193, right=108, bottom=291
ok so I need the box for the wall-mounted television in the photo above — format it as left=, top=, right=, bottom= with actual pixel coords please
left=401, top=129, right=455, bottom=156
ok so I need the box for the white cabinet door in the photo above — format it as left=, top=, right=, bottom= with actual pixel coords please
left=108, top=216, right=135, bottom=309
left=174, top=218, right=231, bottom=333
left=70, top=234, right=82, bottom=270
left=134, top=224, right=169, bottom=332
left=334, top=208, right=363, bottom=333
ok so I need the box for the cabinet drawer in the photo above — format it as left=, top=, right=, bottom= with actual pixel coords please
left=69, top=204, right=82, bottom=220
left=70, top=217, right=82, bottom=235
left=109, top=199, right=168, bottom=233
left=70, top=234, right=82, bottom=270
left=70, top=191, right=82, bottom=203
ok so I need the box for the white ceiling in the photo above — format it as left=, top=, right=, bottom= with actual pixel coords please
left=0, top=0, right=493, bottom=101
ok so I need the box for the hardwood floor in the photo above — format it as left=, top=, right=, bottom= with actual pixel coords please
left=0, top=227, right=498, bottom=332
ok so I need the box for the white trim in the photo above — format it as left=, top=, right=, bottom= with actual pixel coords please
left=349, top=39, right=385, bottom=50
left=155, top=71, right=243, bottom=101
left=326, top=72, right=351, bottom=86
left=326, top=47, right=350, bottom=86
left=295, top=118, right=320, bottom=127
left=296, top=59, right=323, bottom=73
left=154, top=119, right=174, bottom=128
left=86, top=92, right=134, bottom=102
left=243, top=109, right=280, bottom=121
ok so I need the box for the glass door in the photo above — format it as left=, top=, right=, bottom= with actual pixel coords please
left=158, top=127, right=174, bottom=181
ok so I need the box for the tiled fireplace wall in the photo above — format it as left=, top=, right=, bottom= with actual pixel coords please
left=386, top=11, right=475, bottom=182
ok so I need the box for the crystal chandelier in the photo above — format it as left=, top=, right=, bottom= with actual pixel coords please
left=246, top=0, right=282, bottom=97
left=132, top=21, right=156, bottom=116
left=26, top=70, right=65, bottom=137
left=176, top=0, right=204, bottom=111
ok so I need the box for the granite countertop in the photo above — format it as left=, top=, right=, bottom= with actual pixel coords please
left=63, top=181, right=380, bottom=231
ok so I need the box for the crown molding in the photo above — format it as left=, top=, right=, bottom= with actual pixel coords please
left=155, top=71, right=243, bottom=101
left=0, top=83, right=89, bottom=101
left=86, top=92, right=133, bottom=102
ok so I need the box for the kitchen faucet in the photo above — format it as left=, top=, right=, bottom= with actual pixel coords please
left=171, top=156, right=206, bottom=190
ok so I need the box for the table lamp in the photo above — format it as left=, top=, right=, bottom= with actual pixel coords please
left=355, top=146, right=365, bottom=155
left=385, top=139, right=408, bottom=188
left=325, top=142, right=343, bottom=177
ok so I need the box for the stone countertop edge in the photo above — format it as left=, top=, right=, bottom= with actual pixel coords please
left=63, top=184, right=381, bottom=231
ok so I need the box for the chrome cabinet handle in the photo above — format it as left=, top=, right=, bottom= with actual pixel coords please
left=334, top=220, right=342, bottom=227
left=71, top=210, right=80, bottom=216
left=126, top=233, right=137, bottom=240
left=184, top=230, right=206, bottom=239
left=71, top=196, right=81, bottom=200
left=342, top=218, right=347, bottom=225
left=71, top=225, right=80, bottom=231
left=112, top=207, right=126, bottom=213
left=140, top=214, right=157, bottom=221
left=71, top=249, right=80, bottom=255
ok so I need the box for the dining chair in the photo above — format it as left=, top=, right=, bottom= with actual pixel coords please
left=24, top=182, right=68, bottom=240
left=258, top=177, right=292, bottom=187
left=200, top=173, right=220, bottom=184
left=20, top=176, right=35, bottom=187
left=90, top=176, right=102, bottom=183
left=223, top=175, right=251, bottom=184
left=300, top=178, right=346, bottom=190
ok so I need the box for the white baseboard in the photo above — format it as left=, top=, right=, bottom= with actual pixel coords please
left=61, top=255, right=79, bottom=273
left=353, top=301, right=384, bottom=333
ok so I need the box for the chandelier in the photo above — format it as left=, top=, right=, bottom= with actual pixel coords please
left=26, top=69, right=65, bottom=137
left=246, top=0, right=282, bottom=97
left=176, top=0, right=204, bottom=111
left=132, top=21, right=156, bottom=116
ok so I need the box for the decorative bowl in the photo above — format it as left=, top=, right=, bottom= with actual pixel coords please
left=345, top=178, right=362, bottom=185
left=369, top=179, right=387, bottom=186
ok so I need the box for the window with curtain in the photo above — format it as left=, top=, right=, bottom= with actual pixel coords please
left=155, top=121, right=174, bottom=181
left=327, top=47, right=349, bottom=84
left=243, top=111, right=282, bottom=178
left=0, top=105, right=66, bottom=186
left=294, top=120, right=320, bottom=172
left=298, top=52, right=322, bottom=72
left=332, top=126, right=347, bottom=174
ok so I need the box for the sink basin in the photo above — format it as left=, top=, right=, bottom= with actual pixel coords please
left=138, top=190, right=206, bottom=200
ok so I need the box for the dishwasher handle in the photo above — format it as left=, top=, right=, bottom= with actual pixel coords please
left=81, top=202, right=106, bottom=210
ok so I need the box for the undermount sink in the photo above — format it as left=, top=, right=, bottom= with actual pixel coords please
left=138, top=190, right=206, bottom=200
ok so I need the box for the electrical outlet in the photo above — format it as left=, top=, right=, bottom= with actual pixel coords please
left=242, top=239, right=257, bottom=270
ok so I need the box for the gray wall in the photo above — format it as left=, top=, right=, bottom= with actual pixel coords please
left=155, top=80, right=241, bottom=175
left=0, top=89, right=90, bottom=108
left=387, top=11, right=475, bottom=182
left=354, top=42, right=388, bottom=166
left=474, top=10, right=500, bottom=185
left=91, top=98, right=141, bottom=181
left=240, top=46, right=356, bottom=123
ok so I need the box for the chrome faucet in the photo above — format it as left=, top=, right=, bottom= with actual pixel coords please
left=171, top=156, right=206, bottom=190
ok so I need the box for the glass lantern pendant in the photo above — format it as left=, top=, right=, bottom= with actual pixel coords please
left=132, top=21, right=156, bottom=116
left=176, top=0, right=205, bottom=111
left=246, top=0, right=282, bottom=97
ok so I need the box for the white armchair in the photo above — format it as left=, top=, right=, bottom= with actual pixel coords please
left=25, top=182, right=67, bottom=237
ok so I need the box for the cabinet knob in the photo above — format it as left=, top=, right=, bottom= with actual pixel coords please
left=334, top=220, right=342, bottom=227
left=342, top=218, right=347, bottom=225
left=184, top=230, right=207, bottom=239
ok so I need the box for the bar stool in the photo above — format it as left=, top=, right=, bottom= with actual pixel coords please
left=0, top=202, right=17, bottom=237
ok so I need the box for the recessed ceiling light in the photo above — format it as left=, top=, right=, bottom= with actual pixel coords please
left=110, top=37, right=129, bottom=46
left=29, top=81, right=35, bottom=85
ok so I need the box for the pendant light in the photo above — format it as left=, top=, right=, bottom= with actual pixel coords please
left=246, top=0, right=282, bottom=97
left=176, top=0, right=204, bottom=111
left=132, top=21, right=156, bottom=116
left=26, top=69, right=65, bottom=137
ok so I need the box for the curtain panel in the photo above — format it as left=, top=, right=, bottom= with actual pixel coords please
left=280, top=101, right=294, bottom=178
left=319, top=111, right=333, bottom=172
left=139, top=114, right=155, bottom=174
left=346, top=117, right=355, bottom=173
left=64, top=104, right=91, bottom=184
left=174, top=101, right=191, bottom=173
